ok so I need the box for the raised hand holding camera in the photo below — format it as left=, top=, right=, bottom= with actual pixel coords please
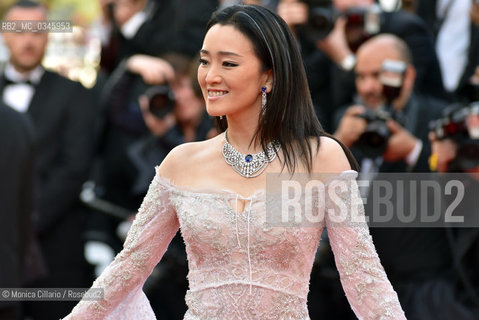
left=126, top=54, right=177, bottom=135
left=382, top=118, right=419, bottom=162
left=334, top=105, right=367, bottom=147
left=316, top=15, right=352, bottom=67
left=138, top=94, right=176, bottom=138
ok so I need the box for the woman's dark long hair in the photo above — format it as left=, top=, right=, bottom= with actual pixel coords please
left=206, top=5, right=358, bottom=173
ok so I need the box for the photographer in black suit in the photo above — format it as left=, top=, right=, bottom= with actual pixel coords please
left=333, top=34, right=445, bottom=172
left=0, top=103, right=34, bottom=320
left=329, top=34, right=476, bottom=320
left=277, top=0, right=446, bottom=132
left=1, top=1, right=99, bottom=319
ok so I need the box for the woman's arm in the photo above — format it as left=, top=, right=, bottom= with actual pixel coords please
left=64, top=167, right=179, bottom=319
left=324, top=171, right=406, bottom=319
left=316, top=137, right=405, bottom=319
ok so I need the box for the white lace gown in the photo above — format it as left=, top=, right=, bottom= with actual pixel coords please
left=63, top=168, right=406, bottom=320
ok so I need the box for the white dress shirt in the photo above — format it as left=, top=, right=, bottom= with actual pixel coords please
left=2, top=63, right=44, bottom=113
left=436, top=0, right=471, bottom=92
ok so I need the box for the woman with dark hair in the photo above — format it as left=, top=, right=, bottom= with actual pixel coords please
left=65, top=4, right=405, bottom=319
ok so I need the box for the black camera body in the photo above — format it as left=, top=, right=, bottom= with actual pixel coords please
left=301, top=1, right=381, bottom=43
left=143, top=85, right=175, bottom=118
left=429, top=103, right=479, bottom=171
left=355, top=108, right=394, bottom=158
left=301, top=0, right=337, bottom=41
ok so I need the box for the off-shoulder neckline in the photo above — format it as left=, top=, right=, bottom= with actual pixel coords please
left=153, top=167, right=358, bottom=200
left=154, top=174, right=266, bottom=200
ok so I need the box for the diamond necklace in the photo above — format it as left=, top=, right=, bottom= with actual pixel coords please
left=222, top=130, right=280, bottom=178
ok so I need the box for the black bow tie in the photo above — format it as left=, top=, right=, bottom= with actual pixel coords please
left=3, top=77, right=34, bottom=87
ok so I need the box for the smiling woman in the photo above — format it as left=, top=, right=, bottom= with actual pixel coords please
left=64, top=5, right=406, bottom=320
left=198, top=24, right=272, bottom=128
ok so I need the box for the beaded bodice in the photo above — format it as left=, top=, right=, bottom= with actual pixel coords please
left=64, top=168, right=406, bottom=320
left=170, top=178, right=318, bottom=319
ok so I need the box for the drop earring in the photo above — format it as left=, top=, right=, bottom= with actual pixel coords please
left=219, top=115, right=224, bottom=120
left=261, top=86, right=267, bottom=115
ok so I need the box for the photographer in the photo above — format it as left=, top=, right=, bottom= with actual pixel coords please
left=90, top=53, right=176, bottom=216
left=329, top=34, right=474, bottom=320
left=429, top=104, right=479, bottom=174
left=277, top=0, right=446, bottom=131
left=81, top=54, right=177, bottom=288
left=334, top=34, right=445, bottom=172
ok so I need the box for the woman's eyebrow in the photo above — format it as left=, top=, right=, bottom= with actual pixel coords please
left=200, top=49, right=242, bottom=57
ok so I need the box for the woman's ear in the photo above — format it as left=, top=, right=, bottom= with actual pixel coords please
left=264, top=69, right=273, bottom=93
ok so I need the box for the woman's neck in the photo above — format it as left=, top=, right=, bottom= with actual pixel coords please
left=225, top=122, right=262, bottom=154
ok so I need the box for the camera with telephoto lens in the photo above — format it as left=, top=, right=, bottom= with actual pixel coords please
left=301, top=0, right=381, bottom=44
left=354, top=60, right=407, bottom=158
left=143, top=85, right=175, bottom=118
left=429, top=102, right=479, bottom=172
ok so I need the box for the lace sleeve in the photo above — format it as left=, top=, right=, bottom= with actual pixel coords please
left=63, top=169, right=179, bottom=319
left=324, top=171, right=406, bottom=320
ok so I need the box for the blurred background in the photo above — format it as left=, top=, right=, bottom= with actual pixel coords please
left=0, top=0, right=101, bottom=88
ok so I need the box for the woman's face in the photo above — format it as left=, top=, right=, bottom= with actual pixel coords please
left=198, top=24, right=271, bottom=119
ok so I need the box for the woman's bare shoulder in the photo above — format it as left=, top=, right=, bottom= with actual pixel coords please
left=312, top=135, right=352, bottom=174
left=157, top=134, right=224, bottom=181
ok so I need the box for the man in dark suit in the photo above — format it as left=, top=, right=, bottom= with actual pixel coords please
left=0, top=103, right=34, bottom=320
left=1, top=1, right=99, bottom=319
left=330, top=34, right=476, bottom=320
left=415, top=0, right=479, bottom=103
left=278, top=0, right=447, bottom=132
left=333, top=34, right=445, bottom=173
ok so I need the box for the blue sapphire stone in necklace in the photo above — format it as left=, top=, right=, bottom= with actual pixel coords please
left=222, top=129, right=280, bottom=178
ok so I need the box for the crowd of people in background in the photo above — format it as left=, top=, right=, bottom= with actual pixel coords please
left=0, top=0, right=478, bottom=319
